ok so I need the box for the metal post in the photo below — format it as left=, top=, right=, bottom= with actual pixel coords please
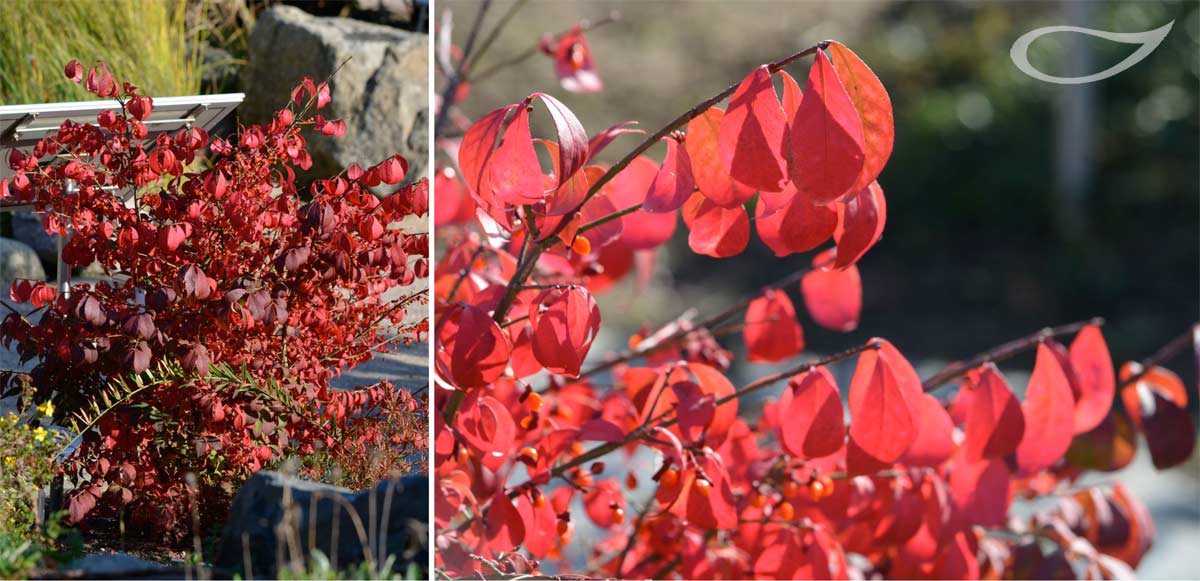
left=57, top=181, right=74, bottom=299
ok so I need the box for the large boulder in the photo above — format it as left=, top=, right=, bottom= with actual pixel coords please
left=0, top=236, right=47, bottom=282
left=213, top=471, right=427, bottom=578
left=242, top=5, right=428, bottom=186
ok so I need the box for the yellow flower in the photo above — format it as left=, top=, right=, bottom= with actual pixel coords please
left=32, top=426, right=48, bottom=443
left=36, top=401, right=54, bottom=418
left=2, top=457, right=13, bottom=467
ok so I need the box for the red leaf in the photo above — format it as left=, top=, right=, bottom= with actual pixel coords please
left=484, top=492, right=525, bottom=553
left=673, top=380, right=716, bottom=444
left=532, top=93, right=589, bottom=194
left=685, top=108, right=755, bottom=208
left=514, top=492, right=557, bottom=558
left=587, top=121, right=642, bottom=162
left=456, top=393, right=516, bottom=472
left=1065, top=406, right=1137, bottom=472
left=458, top=105, right=515, bottom=203
left=68, top=488, right=99, bottom=524
left=827, top=41, right=895, bottom=191
left=583, top=480, right=625, bottom=528
left=755, top=185, right=837, bottom=257
left=1015, top=343, right=1077, bottom=475
left=949, top=449, right=1011, bottom=528
left=553, top=26, right=603, bottom=93
left=787, top=49, right=866, bottom=204
left=681, top=193, right=750, bottom=258
left=834, top=180, right=887, bottom=268
left=779, top=70, right=803, bottom=119
left=743, top=289, right=804, bottom=362
left=778, top=367, right=845, bottom=458
left=488, top=105, right=544, bottom=206
left=848, top=352, right=916, bottom=464
left=961, top=363, right=1026, bottom=462
left=529, top=286, right=601, bottom=378
left=1067, top=324, right=1115, bottom=434
left=1120, top=363, right=1195, bottom=469
left=800, top=248, right=861, bottom=332
left=641, top=136, right=696, bottom=213
left=434, top=304, right=511, bottom=389
left=64, top=59, right=83, bottom=83
left=685, top=453, right=738, bottom=530
left=603, top=156, right=676, bottom=250
left=901, top=393, right=955, bottom=467
left=719, top=66, right=789, bottom=192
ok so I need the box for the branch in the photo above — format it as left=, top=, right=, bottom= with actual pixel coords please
left=1119, top=323, right=1199, bottom=387
left=470, top=10, right=622, bottom=83
left=920, top=317, right=1105, bottom=391
left=572, top=252, right=832, bottom=381
left=433, top=0, right=493, bottom=140
left=508, top=339, right=879, bottom=498
left=488, top=40, right=833, bottom=324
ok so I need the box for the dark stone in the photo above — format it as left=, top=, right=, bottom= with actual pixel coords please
left=212, top=471, right=427, bottom=578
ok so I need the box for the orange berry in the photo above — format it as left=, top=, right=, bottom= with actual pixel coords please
left=807, top=479, right=826, bottom=502
left=750, top=491, right=767, bottom=508
left=533, top=491, right=547, bottom=509
left=570, top=442, right=586, bottom=456
left=781, top=480, right=799, bottom=498
left=626, top=473, right=638, bottom=489
left=557, top=519, right=571, bottom=536
left=571, top=235, right=592, bottom=255
left=817, top=475, right=835, bottom=499
left=518, top=446, right=539, bottom=466
left=777, top=501, right=795, bottom=521
left=525, top=392, right=544, bottom=412
left=628, top=334, right=644, bottom=350
left=519, top=414, right=537, bottom=430
left=694, top=478, right=713, bottom=497
left=659, top=468, right=679, bottom=489
left=611, top=505, right=626, bottom=524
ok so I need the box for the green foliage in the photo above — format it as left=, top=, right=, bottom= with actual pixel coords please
left=0, top=390, right=68, bottom=546
left=267, top=551, right=423, bottom=581
left=0, top=0, right=204, bottom=104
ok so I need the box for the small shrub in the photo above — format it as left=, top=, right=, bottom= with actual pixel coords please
left=0, top=60, right=429, bottom=541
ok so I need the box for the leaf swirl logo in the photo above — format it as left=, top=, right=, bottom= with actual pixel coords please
left=1010, top=22, right=1174, bottom=84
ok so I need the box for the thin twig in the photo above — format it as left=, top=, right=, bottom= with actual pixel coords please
left=573, top=252, right=832, bottom=382
left=1119, top=323, right=1199, bottom=387
left=434, top=0, right=493, bottom=140
left=470, top=11, right=622, bottom=83
left=508, top=339, right=879, bottom=498
left=919, top=317, right=1105, bottom=391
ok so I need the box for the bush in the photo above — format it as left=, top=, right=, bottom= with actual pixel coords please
left=432, top=7, right=1196, bottom=579
left=0, top=60, right=429, bottom=541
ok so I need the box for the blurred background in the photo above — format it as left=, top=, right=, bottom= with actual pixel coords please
left=442, top=0, right=1199, bottom=577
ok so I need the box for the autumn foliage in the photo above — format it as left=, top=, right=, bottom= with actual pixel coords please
left=433, top=22, right=1196, bottom=581
left=0, top=60, right=429, bottom=539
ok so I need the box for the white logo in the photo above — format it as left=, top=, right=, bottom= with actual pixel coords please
left=1010, top=22, right=1174, bottom=85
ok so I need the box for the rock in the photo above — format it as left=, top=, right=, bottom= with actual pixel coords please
left=0, top=236, right=47, bottom=282
left=242, top=6, right=428, bottom=187
left=353, top=0, right=423, bottom=29
left=60, top=553, right=168, bottom=578
left=213, top=471, right=427, bottom=578
left=9, top=212, right=57, bottom=268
